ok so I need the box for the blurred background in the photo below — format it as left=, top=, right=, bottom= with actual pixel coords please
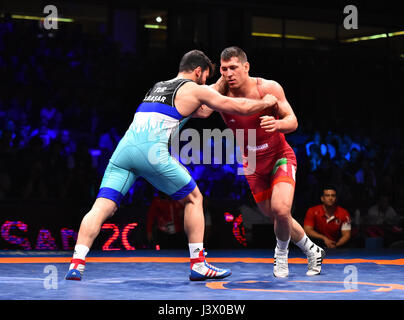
left=0, top=0, right=403, bottom=252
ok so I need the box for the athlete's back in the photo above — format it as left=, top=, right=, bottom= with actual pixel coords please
left=127, top=78, right=193, bottom=144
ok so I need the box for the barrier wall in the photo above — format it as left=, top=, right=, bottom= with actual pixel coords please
left=0, top=200, right=265, bottom=250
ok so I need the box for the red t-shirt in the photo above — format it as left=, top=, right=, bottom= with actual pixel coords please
left=304, top=205, right=351, bottom=242
left=146, top=197, right=184, bottom=235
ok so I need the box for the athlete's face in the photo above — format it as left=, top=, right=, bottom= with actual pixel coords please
left=220, top=57, right=249, bottom=89
left=321, top=190, right=337, bottom=207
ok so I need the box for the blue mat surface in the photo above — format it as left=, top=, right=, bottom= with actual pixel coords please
left=0, top=249, right=403, bottom=300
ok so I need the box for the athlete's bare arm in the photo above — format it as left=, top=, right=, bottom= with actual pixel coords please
left=176, top=81, right=277, bottom=117
left=192, top=103, right=215, bottom=118
left=259, top=80, right=298, bottom=134
left=192, top=76, right=227, bottom=118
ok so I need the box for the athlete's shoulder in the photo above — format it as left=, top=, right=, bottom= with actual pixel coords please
left=177, top=80, right=202, bottom=93
left=176, top=82, right=215, bottom=104
left=257, top=78, right=284, bottom=94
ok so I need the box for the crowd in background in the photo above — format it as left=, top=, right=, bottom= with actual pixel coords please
left=1, top=17, right=403, bottom=248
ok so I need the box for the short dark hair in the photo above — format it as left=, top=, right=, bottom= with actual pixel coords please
left=220, top=46, right=248, bottom=63
left=322, top=185, right=337, bottom=195
left=179, top=50, right=215, bottom=78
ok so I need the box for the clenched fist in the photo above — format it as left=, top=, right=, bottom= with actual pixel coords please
left=260, top=115, right=279, bottom=133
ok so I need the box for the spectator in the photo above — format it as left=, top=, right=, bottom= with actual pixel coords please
left=304, top=186, right=351, bottom=248
left=323, top=131, right=337, bottom=159
left=146, top=191, right=186, bottom=249
left=308, top=144, right=322, bottom=172
left=354, top=158, right=377, bottom=202
left=43, top=140, right=69, bottom=199
left=40, top=102, right=57, bottom=124
left=15, top=111, right=32, bottom=148
left=365, top=194, right=404, bottom=247
left=305, top=131, right=327, bottom=158
left=65, top=140, right=98, bottom=202
left=58, top=129, right=76, bottom=157
left=30, top=119, right=58, bottom=147
left=97, top=125, right=121, bottom=174
left=21, top=136, right=48, bottom=199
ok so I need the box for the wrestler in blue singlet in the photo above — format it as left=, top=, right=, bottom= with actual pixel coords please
left=97, top=78, right=196, bottom=205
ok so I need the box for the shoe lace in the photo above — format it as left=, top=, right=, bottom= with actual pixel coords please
left=203, top=251, right=223, bottom=272
left=307, top=248, right=321, bottom=270
left=307, top=254, right=316, bottom=270
left=274, top=250, right=288, bottom=271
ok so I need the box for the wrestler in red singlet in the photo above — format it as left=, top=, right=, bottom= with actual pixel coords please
left=221, top=77, right=297, bottom=203
left=193, top=46, right=325, bottom=278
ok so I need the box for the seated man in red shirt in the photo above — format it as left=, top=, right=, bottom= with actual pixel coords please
left=146, top=191, right=186, bottom=249
left=304, top=186, right=351, bottom=248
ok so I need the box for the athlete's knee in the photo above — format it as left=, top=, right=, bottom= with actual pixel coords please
left=92, top=197, right=118, bottom=218
left=181, top=187, right=203, bottom=207
left=107, top=206, right=117, bottom=219
left=271, top=201, right=292, bottom=221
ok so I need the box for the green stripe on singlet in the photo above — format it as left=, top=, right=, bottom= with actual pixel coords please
left=271, top=158, right=288, bottom=176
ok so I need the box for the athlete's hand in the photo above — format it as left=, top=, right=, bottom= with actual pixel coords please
left=262, top=93, right=278, bottom=107
left=260, top=115, right=279, bottom=133
left=215, top=75, right=229, bottom=95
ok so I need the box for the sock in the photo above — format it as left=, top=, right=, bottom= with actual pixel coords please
left=295, top=234, right=315, bottom=255
left=69, top=244, right=89, bottom=275
left=73, top=244, right=89, bottom=261
left=276, top=237, right=290, bottom=251
left=188, top=243, right=204, bottom=259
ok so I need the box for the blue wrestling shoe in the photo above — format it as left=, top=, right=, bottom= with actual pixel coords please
left=189, top=250, right=231, bottom=281
left=65, top=259, right=85, bottom=281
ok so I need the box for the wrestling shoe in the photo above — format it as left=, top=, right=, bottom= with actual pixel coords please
left=65, top=258, right=85, bottom=281
left=189, top=250, right=231, bottom=281
left=273, top=247, right=289, bottom=278
left=306, top=245, right=326, bottom=276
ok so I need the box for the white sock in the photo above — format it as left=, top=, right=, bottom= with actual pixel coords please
left=73, top=244, right=89, bottom=261
left=189, top=243, right=204, bottom=259
left=276, top=237, right=290, bottom=251
left=295, top=234, right=315, bottom=255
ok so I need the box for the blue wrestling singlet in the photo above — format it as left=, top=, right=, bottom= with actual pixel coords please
left=97, top=78, right=196, bottom=205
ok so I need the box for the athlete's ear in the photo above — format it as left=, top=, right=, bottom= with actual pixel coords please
left=244, top=62, right=250, bottom=73
left=195, top=66, right=202, bottom=78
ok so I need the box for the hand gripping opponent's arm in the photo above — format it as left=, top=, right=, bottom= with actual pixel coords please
left=192, top=76, right=228, bottom=118
left=259, top=81, right=298, bottom=134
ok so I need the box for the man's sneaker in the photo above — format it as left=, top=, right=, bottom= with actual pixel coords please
left=306, top=245, right=326, bottom=276
left=189, top=250, right=231, bottom=281
left=273, top=247, right=289, bottom=278
left=65, top=258, right=85, bottom=281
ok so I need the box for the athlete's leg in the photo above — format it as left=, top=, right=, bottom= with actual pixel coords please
left=178, top=186, right=204, bottom=243
left=175, top=186, right=231, bottom=281
left=270, top=182, right=295, bottom=241
left=65, top=197, right=118, bottom=280
left=257, top=199, right=305, bottom=243
left=144, top=156, right=231, bottom=281
left=256, top=182, right=293, bottom=277
left=66, top=160, right=136, bottom=281
left=257, top=182, right=324, bottom=276
left=75, top=197, right=118, bottom=248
